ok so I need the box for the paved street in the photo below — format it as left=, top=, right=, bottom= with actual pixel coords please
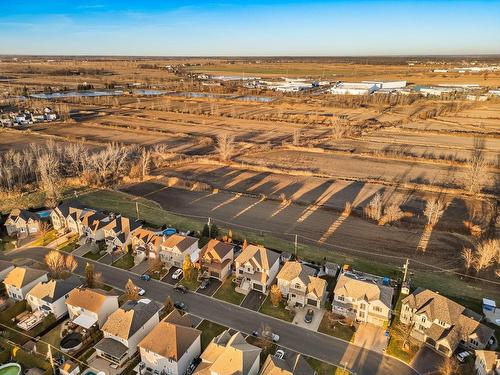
left=2, top=247, right=419, bottom=375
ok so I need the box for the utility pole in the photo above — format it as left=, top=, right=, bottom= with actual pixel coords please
left=136, top=201, right=140, bottom=220
left=402, top=258, right=409, bottom=283
left=208, top=217, right=211, bottom=238
left=294, top=234, right=298, bottom=256
left=48, top=344, right=56, bottom=375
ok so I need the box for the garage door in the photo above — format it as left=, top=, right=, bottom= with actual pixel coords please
left=307, top=298, right=318, bottom=307
left=425, top=337, right=436, bottom=346
left=210, top=271, right=220, bottom=278
left=253, top=283, right=263, bottom=291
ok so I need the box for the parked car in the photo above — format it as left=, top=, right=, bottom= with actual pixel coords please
left=172, top=269, right=183, bottom=280
left=199, top=278, right=210, bottom=289
left=304, top=309, right=314, bottom=323
left=174, top=301, right=187, bottom=310
left=137, top=288, right=146, bottom=296
left=274, top=349, right=285, bottom=359
left=262, top=330, right=280, bottom=343
left=140, top=274, right=151, bottom=281
left=456, top=351, right=471, bottom=363
left=174, top=285, right=188, bottom=294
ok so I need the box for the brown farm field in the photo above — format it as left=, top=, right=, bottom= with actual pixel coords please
left=1, top=56, right=499, bottom=290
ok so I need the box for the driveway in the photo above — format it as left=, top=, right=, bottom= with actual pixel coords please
left=353, top=324, right=389, bottom=354
left=130, top=259, right=150, bottom=275
left=98, top=253, right=116, bottom=265
left=162, top=266, right=183, bottom=285
left=3, top=247, right=420, bottom=375
left=411, top=346, right=445, bottom=375
left=292, top=307, right=325, bottom=331
left=196, top=279, right=222, bottom=296
left=241, top=290, right=266, bottom=311
left=86, top=353, right=122, bottom=375
left=73, top=242, right=96, bottom=256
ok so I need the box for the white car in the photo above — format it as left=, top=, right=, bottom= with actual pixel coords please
left=138, top=288, right=146, bottom=296
left=275, top=349, right=285, bottom=359
left=172, top=269, right=183, bottom=280
left=455, top=351, right=471, bottom=363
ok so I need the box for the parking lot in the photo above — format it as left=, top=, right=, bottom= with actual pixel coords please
left=240, top=290, right=266, bottom=311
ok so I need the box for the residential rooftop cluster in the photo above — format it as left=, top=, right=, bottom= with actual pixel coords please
left=0, top=107, right=58, bottom=128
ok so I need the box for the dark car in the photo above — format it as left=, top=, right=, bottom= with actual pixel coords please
left=199, top=278, right=210, bottom=290
left=174, top=285, right=188, bottom=294
left=140, top=274, right=151, bottom=281
left=304, top=309, right=314, bottom=323
left=174, top=301, right=187, bottom=310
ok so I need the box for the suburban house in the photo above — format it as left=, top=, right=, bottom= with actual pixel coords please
left=199, top=239, right=234, bottom=281
left=26, top=276, right=82, bottom=319
left=235, top=245, right=280, bottom=293
left=4, top=267, right=48, bottom=300
left=260, top=354, right=316, bottom=375
left=139, top=310, right=201, bottom=375
left=131, top=229, right=162, bottom=259
left=4, top=209, right=41, bottom=238
left=65, top=287, right=119, bottom=329
left=81, top=211, right=112, bottom=242
left=400, top=288, right=495, bottom=357
left=194, top=330, right=261, bottom=375
left=0, top=260, right=15, bottom=281
left=50, top=202, right=86, bottom=234
left=95, top=299, right=162, bottom=367
left=103, top=216, right=142, bottom=253
left=276, top=261, right=327, bottom=308
left=475, top=350, right=499, bottom=375
left=332, top=269, right=394, bottom=326
left=159, top=234, right=199, bottom=268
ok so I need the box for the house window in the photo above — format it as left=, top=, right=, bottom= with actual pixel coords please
left=295, top=283, right=301, bottom=289
left=291, top=294, right=296, bottom=298
left=373, top=306, right=382, bottom=313
left=469, top=338, right=479, bottom=347
left=359, top=303, right=366, bottom=310
left=421, top=316, right=426, bottom=323
left=359, top=312, right=365, bottom=318
left=337, top=295, right=344, bottom=302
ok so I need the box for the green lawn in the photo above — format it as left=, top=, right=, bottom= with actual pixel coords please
left=246, top=335, right=277, bottom=364
left=0, top=234, right=16, bottom=252
left=259, top=296, right=295, bottom=322
left=306, top=357, right=347, bottom=375
left=179, top=274, right=201, bottom=291
left=30, top=229, right=59, bottom=246
left=71, top=189, right=500, bottom=315
left=83, top=250, right=102, bottom=261
left=318, top=312, right=356, bottom=342
left=112, top=252, right=135, bottom=270
left=214, top=278, right=245, bottom=305
left=36, top=321, right=64, bottom=356
left=56, top=234, right=80, bottom=253
left=197, top=320, right=228, bottom=350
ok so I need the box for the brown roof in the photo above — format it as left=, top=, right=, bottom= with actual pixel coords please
left=162, top=234, right=198, bottom=252
left=27, top=276, right=81, bottom=303
left=201, top=240, right=234, bottom=262
left=307, top=276, right=327, bottom=299
left=403, top=288, right=465, bottom=325
left=334, top=272, right=393, bottom=308
left=164, top=309, right=193, bottom=327
left=139, top=314, right=201, bottom=360
left=197, top=330, right=261, bottom=375
left=235, top=245, right=280, bottom=271
left=475, top=350, right=500, bottom=373
left=277, top=261, right=315, bottom=284
left=66, top=287, right=117, bottom=313
left=102, top=299, right=161, bottom=340
left=4, top=267, right=47, bottom=289
left=260, top=354, right=316, bottom=375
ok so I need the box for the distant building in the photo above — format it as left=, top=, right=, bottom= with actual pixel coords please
left=329, top=82, right=379, bottom=95
left=362, top=80, right=407, bottom=89
left=4, top=209, right=41, bottom=238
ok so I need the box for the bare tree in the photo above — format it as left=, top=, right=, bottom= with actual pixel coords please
left=364, top=193, right=382, bottom=221
left=45, top=250, right=66, bottom=278
left=125, top=279, right=139, bottom=301
left=379, top=203, right=405, bottom=225
left=438, top=357, right=458, bottom=375
left=464, top=138, right=488, bottom=195
left=85, top=262, right=95, bottom=288
left=37, top=152, right=61, bottom=205
left=424, top=198, right=446, bottom=228
left=139, top=148, right=151, bottom=180
left=461, top=248, right=474, bottom=274
left=65, top=255, right=78, bottom=273
left=474, top=239, right=499, bottom=272
left=292, top=129, right=301, bottom=146
left=215, top=133, right=235, bottom=162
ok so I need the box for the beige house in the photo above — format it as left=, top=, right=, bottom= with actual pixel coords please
left=65, top=287, right=119, bottom=328
left=5, top=209, right=41, bottom=238
left=95, top=299, right=162, bottom=367
left=475, top=350, right=499, bottom=375
left=276, top=261, right=327, bottom=308
left=0, top=260, right=15, bottom=282
left=332, top=270, right=394, bottom=326
left=139, top=310, right=201, bottom=375
left=199, top=239, right=234, bottom=281
left=401, top=288, right=495, bottom=357
left=26, top=276, right=81, bottom=319
left=159, top=234, right=199, bottom=268
left=235, top=245, right=280, bottom=294
left=81, top=211, right=112, bottom=242
left=194, top=330, right=261, bottom=375
left=103, top=216, right=142, bottom=253
left=4, top=267, right=48, bottom=301
left=131, top=229, right=162, bottom=259
left=260, top=353, right=316, bottom=375
left=50, top=202, right=87, bottom=234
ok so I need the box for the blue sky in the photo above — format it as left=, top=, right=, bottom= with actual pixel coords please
left=0, top=1, right=499, bottom=56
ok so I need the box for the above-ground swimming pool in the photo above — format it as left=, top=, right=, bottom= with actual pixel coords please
left=0, top=363, right=22, bottom=375
left=60, top=332, right=83, bottom=352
